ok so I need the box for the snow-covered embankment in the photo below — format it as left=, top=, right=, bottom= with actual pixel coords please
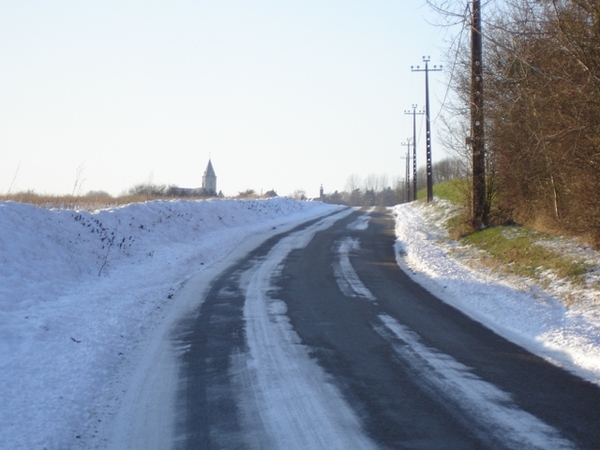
left=0, top=197, right=341, bottom=450
left=393, top=201, right=600, bottom=387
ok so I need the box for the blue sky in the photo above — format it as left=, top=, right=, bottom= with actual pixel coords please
left=1, top=1, right=451, bottom=197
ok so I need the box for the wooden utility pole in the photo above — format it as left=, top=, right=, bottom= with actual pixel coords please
left=471, top=0, right=487, bottom=227
left=402, top=139, right=412, bottom=202
left=405, top=105, right=424, bottom=201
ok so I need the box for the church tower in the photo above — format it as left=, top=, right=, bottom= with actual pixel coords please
left=202, top=159, right=217, bottom=194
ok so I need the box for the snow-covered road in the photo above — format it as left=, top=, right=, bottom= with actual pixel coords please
left=235, top=209, right=377, bottom=449
left=2, top=198, right=600, bottom=449
left=172, top=206, right=597, bottom=448
left=333, top=213, right=575, bottom=448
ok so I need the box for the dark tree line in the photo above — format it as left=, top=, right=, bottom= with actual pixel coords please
left=322, top=186, right=402, bottom=207
left=321, top=158, right=463, bottom=207
left=438, top=0, right=600, bottom=246
left=127, top=183, right=222, bottom=198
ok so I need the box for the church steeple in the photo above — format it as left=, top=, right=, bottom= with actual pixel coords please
left=202, top=159, right=217, bottom=194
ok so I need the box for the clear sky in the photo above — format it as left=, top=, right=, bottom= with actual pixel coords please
left=1, top=1, right=451, bottom=198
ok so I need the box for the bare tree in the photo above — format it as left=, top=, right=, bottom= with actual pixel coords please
left=345, top=174, right=362, bottom=192
left=72, top=163, right=86, bottom=196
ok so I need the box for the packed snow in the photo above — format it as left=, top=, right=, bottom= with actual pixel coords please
left=377, top=314, right=574, bottom=449
left=393, top=200, right=600, bottom=386
left=235, top=209, right=377, bottom=450
left=1, top=197, right=599, bottom=449
left=333, top=237, right=377, bottom=302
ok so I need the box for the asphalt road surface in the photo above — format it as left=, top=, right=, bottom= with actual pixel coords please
left=174, top=208, right=600, bottom=449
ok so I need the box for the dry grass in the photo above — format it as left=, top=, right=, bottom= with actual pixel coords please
left=0, top=192, right=213, bottom=211
left=461, top=226, right=590, bottom=283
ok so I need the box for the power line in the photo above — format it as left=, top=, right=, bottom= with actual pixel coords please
left=412, top=57, right=442, bottom=203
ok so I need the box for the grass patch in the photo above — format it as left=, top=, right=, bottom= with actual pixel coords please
left=433, top=179, right=469, bottom=205
left=461, top=226, right=589, bottom=284
left=446, top=211, right=475, bottom=240
left=416, top=179, right=469, bottom=205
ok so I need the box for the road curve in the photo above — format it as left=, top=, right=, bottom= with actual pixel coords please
left=174, top=208, right=600, bottom=449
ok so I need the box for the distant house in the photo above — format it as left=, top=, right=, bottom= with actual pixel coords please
left=202, top=159, right=217, bottom=194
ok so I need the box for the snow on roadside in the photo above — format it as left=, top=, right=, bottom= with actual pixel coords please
left=393, top=200, right=600, bottom=386
left=0, top=197, right=341, bottom=450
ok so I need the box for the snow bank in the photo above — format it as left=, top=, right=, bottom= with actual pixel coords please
left=0, top=197, right=340, bottom=450
left=393, top=201, right=600, bottom=386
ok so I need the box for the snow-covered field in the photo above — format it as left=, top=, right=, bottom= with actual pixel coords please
left=1, top=197, right=599, bottom=449
left=0, top=198, right=341, bottom=450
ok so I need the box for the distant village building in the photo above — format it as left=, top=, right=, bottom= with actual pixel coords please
left=202, top=159, right=217, bottom=194
left=169, top=158, right=218, bottom=197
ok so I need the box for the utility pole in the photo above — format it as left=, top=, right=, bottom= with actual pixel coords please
left=405, top=105, right=424, bottom=201
left=471, top=0, right=487, bottom=227
left=401, top=139, right=412, bottom=202
left=412, top=57, right=442, bottom=203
